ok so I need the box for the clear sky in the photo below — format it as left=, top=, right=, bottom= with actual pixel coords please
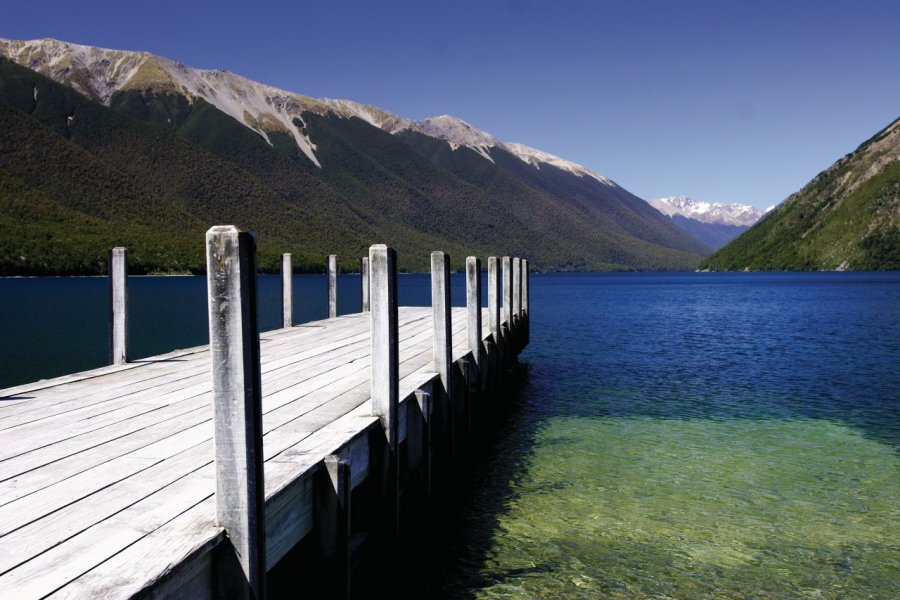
left=4, top=0, right=899, bottom=209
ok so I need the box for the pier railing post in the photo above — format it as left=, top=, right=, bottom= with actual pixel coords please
left=360, top=256, right=370, bottom=313
left=466, top=256, right=484, bottom=395
left=488, top=257, right=501, bottom=345
left=315, top=455, right=351, bottom=599
left=431, top=251, right=454, bottom=454
left=205, top=226, right=266, bottom=599
left=522, top=259, right=530, bottom=346
left=512, top=257, right=521, bottom=320
left=108, top=247, right=128, bottom=365
left=501, top=256, right=513, bottom=364
left=282, top=253, right=292, bottom=328
left=502, top=256, right=512, bottom=328
left=414, top=389, right=432, bottom=494
left=512, top=257, right=522, bottom=349
left=328, top=254, right=338, bottom=319
left=369, top=244, right=399, bottom=538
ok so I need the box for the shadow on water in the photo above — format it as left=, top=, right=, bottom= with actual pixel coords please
left=358, top=272, right=899, bottom=597
left=355, top=363, right=548, bottom=600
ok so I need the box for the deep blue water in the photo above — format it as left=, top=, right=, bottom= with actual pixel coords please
left=1, top=272, right=898, bottom=597
left=0, top=273, right=473, bottom=388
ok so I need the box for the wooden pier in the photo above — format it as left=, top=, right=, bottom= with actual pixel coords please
left=0, top=228, right=530, bottom=599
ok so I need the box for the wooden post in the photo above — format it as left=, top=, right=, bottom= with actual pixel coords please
left=328, top=254, right=338, bottom=319
left=431, top=251, right=453, bottom=453
left=315, top=455, right=350, bottom=599
left=369, top=244, right=398, bottom=537
left=108, top=247, right=128, bottom=365
left=360, top=256, right=370, bottom=313
left=522, top=259, right=530, bottom=346
left=205, top=226, right=265, bottom=599
left=488, top=257, right=501, bottom=344
left=512, top=257, right=521, bottom=320
left=502, top=256, right=512, bottom=326
left=415, top=389, right=432, bottom=494
left=281, top=253, right=292, bottom=328
left=466, top=256, right=483, bottom=375
left=522, top=259, right=529, bottom=315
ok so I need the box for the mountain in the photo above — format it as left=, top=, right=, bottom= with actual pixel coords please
left=700, top=118, right=900, bottom=271
left=0, top=37, right=710, bottom=274
left=648, top=196, right=767, bottom=250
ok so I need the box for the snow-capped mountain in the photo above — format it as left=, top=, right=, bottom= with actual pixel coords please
left=647, top=196, right=765, bottom=227
left=0, top=37, right=615, bottom=187
left=646, top=196, right=768, bottom=250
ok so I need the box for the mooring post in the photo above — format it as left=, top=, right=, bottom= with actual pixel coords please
left=369, top=244, right=399, bottom=538
left=431, top=251, right=454, bottom=455
left=512, top=257, right=521, bottom=320
left=522, top=259, right=530, bottom=345
left=328, top=254, right=338, bottom=319
left=108, top=247, right=128, bottom=365
left=501, top=256, right=513, bottom=364
left=488, top=257, right=501, bottom=345
left=415, top=389, right=432, bottom=494
left=522, top=259, right=529, bottom=316
left=205, top=226, right=266, bottom=599
left=512, top=256, right=522, bottom=350
left=502, top=256, right=512, bottom=327
left=282, top=253, right=292, bottom=329
left=360, top=256, right=370, bottom=313
left=315, top=455, right=351, bottom=599
left=466, top=257, right=484, bottom=399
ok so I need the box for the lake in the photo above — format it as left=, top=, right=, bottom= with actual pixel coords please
left=1, top=271, right=898, bottom=598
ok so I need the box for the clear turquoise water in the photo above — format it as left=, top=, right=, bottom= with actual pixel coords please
left=402, top=272, right=900, bottom=599
left=1, top=272, right=898, bottom=598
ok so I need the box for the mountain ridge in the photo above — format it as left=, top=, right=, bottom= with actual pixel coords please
left=0, top=37, right=618, bottom=188
left=648, top=196, right=766, bottom=227
left=699, top=118, right=899, bottom=271
left=0, top=37, right=709, bottom=274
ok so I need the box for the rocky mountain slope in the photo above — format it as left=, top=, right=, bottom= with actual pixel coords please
left=0, top=38, right=709, bottom=274
left=699, top=118, right=899, bottom=271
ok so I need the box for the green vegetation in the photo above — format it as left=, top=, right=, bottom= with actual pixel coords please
left=700, top=118, right=900, bottom=271
left=1, top=56, right=708, bottom=275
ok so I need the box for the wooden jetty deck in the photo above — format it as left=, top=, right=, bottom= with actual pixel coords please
left=0, top=231, right=529, bottom=599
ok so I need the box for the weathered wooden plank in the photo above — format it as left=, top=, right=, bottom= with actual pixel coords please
left=0, top=407, right=210, bottom=506
left=0, top=454, right=160, bottom=537
left=0, top=304, right=506, bottom=599
left=0, top=446, right=211, bottom=575
left=45, top=498, right=221, bottom=600
left=0, top=313, right=437, bottom=506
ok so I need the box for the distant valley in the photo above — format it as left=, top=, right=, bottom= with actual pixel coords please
left=647, top=196, right=768, bottom=250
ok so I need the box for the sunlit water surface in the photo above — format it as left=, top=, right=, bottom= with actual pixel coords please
left=406, top=272, right=900, bottom=599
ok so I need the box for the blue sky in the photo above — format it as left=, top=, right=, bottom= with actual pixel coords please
left=4, top=0, right=898, bottom=209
